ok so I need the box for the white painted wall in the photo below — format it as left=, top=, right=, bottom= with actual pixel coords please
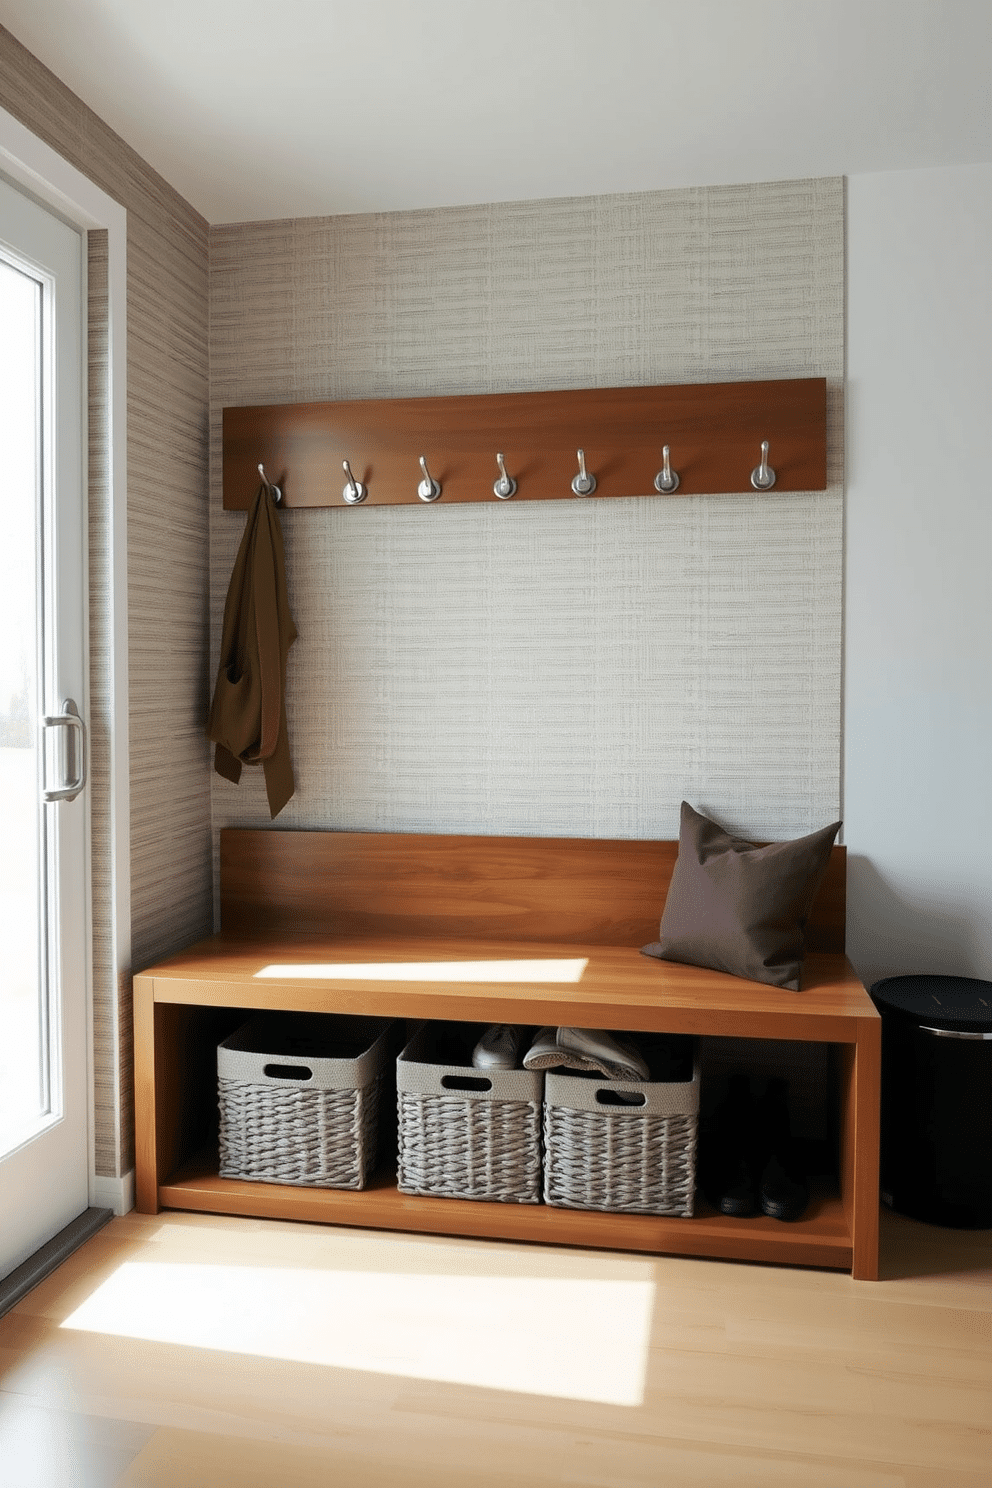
left=845, top=164, right=992, bottom=989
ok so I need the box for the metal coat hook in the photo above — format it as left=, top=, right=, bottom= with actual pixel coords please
left=493, top=452, right=517, bottom=499
left=750, top=440, right=776, bottom=490
left=417, top=455, right=442, bottom=502
left=571, top=448, right=596, bottom=496
left=654, top=445, right=680, bottom=494
left=258, top=463, right=282, bottom=505
left=342, top=459, right=368, bottom=504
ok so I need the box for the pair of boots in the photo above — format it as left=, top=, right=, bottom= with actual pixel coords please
left=704, top=1074, right=810, bottom=1222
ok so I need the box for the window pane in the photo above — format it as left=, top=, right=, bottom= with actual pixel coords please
left=0, top=255, right=48, bottom=1149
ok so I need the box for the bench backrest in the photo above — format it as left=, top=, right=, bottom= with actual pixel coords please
left=220, top=829, right=846, bottom=952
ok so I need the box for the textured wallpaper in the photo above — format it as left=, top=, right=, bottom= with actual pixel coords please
left=1, top=27, right=213, bottom=1176
left=210, top=179, right=843, bottom=867
left=0, top=28, right=844, bottom=1186
left=85, top=229, right=117, bottom=1175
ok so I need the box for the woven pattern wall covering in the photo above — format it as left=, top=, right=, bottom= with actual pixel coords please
left=210, top=179, right=843, bottom=864
left=1, top=27, right=213, bottom=1175
left=86, top=230, right=118, bottom=1174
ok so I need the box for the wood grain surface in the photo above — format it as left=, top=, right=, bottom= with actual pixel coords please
left=220, top=828, right=847, bottom=953
left=223, top=378, right=828, bottom=508
left=142, top=939, right=872, bottom=1037
left=135, top=827, right=877, bottom=1278
left=135, top=932, right=879, bottom=1275
left=159, top=1154, right=853, bottom=1271
left=2, top=1208, right=987, bottom=1487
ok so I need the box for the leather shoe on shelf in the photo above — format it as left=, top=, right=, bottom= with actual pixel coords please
left=756, top=1077, right=810, bottom=1222
left=471, top=1025, right=522, bottom=1070
left=703, top=1072, right=761, bottom=1217
left=715, top=1154, right=760, bottom=1218
left=759, top=1153, right=810, bottom=1222
left=522, top=1026, right=650, bottom=1080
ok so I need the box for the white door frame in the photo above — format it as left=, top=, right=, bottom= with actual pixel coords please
left=0, top=105, right=131, bottom=1214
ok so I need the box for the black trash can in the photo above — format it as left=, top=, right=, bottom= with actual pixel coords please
left=871, top=975, right=992, bottom=1228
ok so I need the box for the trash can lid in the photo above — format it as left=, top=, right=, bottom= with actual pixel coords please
left=870, top=975, right=992, bottom=1033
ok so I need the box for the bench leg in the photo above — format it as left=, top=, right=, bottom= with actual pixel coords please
left=839, top=1023, right=881, bottom=1281
left=133, top=974, right=160, bottom=1215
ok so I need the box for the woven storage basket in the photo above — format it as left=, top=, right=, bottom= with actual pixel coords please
left=543, top=1046, right=700, bottom=1217
left=218, top=1013, right=396, bottom=1189
left=396, top=1023, right=543, bottom=1204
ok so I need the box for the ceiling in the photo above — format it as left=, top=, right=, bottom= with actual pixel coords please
left=2, top=0, right=991, bottom=224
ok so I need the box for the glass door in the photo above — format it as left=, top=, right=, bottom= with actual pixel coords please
left=0, top=174, right=89, bottom=1279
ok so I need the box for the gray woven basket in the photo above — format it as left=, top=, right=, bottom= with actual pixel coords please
left=218, top=1014, right=396, bottom=1189
left=543, top=1051, right=700, bottom=1217
left=396, top=1023, right=543, bottom=1204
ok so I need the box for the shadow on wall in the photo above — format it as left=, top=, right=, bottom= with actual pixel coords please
left=845, top=854, right=987, bottom=991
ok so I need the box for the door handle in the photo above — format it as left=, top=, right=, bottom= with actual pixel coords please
left=42, top=698, right=87, bottom=803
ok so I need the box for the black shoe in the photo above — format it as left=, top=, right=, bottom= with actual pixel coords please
left=717, top=1155, right=760, bottom=1217
left=759, top=1153, right=810, bottom=1222
left=756, top=1078, right=810, bottom=1222
left=704, top=1073, right=761, bottom=1216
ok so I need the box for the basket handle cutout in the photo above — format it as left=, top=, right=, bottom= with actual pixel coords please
left=440, top=1074, right=493, bottom=1092
left=595, top=1088, right=647, bottom=1107
left=263, top=1063, right=314, bottom=1081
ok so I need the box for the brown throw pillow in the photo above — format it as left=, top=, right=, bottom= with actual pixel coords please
left=641, top=802, right=842, bottom=991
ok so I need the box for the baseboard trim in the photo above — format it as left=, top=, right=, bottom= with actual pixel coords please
left=91, top=1169, right=135, bottom=1217
left=0, top=1207, right=114, bottom=1322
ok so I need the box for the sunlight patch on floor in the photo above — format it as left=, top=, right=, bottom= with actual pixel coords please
left=60, top=1261, right=653, bottom=1405
left=254, top=958, right=588, bottom=983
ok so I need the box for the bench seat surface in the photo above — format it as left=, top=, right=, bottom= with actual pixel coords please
left=141, top=931, right=876, bottom=1040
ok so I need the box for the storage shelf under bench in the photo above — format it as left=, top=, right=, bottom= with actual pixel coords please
left=161, top=1146, right=853, bottom=1272
left=134, top=928, right=881, bottom=1279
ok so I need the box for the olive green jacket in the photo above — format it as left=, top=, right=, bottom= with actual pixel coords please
left=207, top=482, right=297, bottom=817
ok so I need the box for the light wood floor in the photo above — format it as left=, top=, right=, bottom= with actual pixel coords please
left=0, top=1207, right=988, bottom=1487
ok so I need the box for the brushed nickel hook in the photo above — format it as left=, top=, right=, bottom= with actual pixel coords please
left=571, top=448, right=596, bottom=496
left=654, top=445, right=680, bottom=494
left=750, top=440, right=776, bottom=490
left=417, top=455, right=442, bottom=502
left=342, top=459, right=368, bottom=504
left=493, top=452, right=517, bottom=499
left=258, top=463, right=282, bottom=505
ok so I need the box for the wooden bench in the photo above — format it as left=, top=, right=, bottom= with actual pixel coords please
left=133, top=828, right=881, bottom=1278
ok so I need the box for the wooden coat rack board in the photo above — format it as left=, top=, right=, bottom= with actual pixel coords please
left=222, top=377, right=827, bottom=510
